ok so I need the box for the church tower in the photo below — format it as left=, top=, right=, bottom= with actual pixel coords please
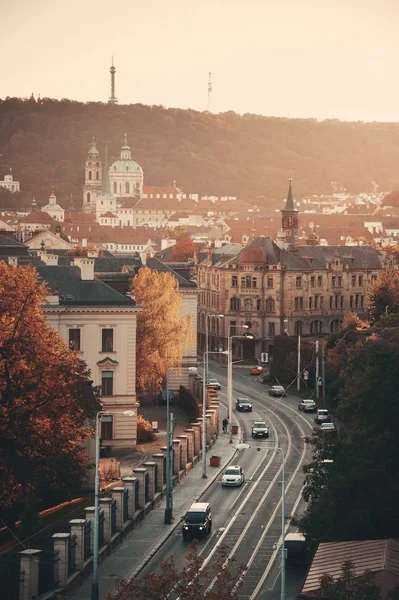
left=82, top=137, right=103, bottom=214
left=281, top=179, right=299, bottom=247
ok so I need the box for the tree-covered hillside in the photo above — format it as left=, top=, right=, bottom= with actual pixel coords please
left=1, top=97, right=399, bottom=210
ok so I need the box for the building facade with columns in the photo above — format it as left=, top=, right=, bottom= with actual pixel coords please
left=196, top=181, right=385, bottom=361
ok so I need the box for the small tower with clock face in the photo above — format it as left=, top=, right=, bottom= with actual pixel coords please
left=281, top=179, right=298, bottom=247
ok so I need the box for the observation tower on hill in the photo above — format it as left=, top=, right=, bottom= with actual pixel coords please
left=108, top=57, right=118, bottom=104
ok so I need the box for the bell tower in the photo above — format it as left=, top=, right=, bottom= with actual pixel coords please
left=82, top=137, right=103, bottom=213
left=281, top=179, right=299, bottom=247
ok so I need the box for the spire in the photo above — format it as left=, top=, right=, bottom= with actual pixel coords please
left=103, top=145, right=111, bottom=195
left=88, top=136, right=99, bottom=159
left=32, top=196, right=37, bottom=212
left=286, top=178, right=294, bottom=210
left=108, top=56, right=118, bottom=104
left=120, top=134, right=132, bottom=160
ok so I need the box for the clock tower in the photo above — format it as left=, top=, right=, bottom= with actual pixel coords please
left=281, top=179, right=298, bottom=248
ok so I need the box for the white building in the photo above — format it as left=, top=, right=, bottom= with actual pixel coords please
left=0, top=172, right=20, bottom=193
left=82, top=138, right=103, bottom=214
left=41, top=191, right=65, bottom=222
left=109, top=135, right=143, bottom=198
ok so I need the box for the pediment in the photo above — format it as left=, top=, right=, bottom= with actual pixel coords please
left=97, top=357, right=119, bottom=368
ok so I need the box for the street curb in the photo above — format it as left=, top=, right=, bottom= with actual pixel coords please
left=130, top=438, right=238, bottom=579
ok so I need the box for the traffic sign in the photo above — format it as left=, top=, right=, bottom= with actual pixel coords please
left=261, top=352, right=269, bottom=363
left=303, top=370, right=309, bottom=381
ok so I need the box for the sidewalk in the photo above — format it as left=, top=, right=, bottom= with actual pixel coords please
left=69, top=430, right=237, bottom=599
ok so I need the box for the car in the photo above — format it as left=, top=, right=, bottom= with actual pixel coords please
left=159, top=389, right=176, bottom=404
left=269, top=385, right=285, bottom=397
left=320, top=422, right=337, bottom=435
left=221, top=465, right=244, bottom=487
left=298, top=399, right=317, bottom=412
left=182, top=502, right=212, bottom=541
left=314, top=408, right=331, bottom=424
left=249, top=366, right=266, bottom=375
left=236, top=397, right=253, bottom=412
left=251, top=421, right=269, bottom=438
left=207, top=378, right=221, bottom=390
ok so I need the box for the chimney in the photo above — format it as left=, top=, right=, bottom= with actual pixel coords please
left=8, top=257, right=18, bottom=266
left=41, top=253, right=59, bottom=266
left=74, top=257, right=95, bottom=280
left=139, top=252, right=147, bottom=265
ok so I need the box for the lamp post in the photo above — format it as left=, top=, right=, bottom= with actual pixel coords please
left=227, top=325, right=253, bottom=443
left=202, top=349, right=227, bottom=478
left=164, top=369, right=175, bottom=524
left=91, top=409, right=136, bottom=600
left=236, top=443, right=286, bottom=600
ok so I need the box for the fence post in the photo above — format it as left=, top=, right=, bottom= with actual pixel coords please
left=176, top=435, right=188, bottom=469
left=52, top=533, right=70, bottom=587
left=142, top=462, right=156, bottom=501
left=19, top=549, right=41, bottom=600
left=69, top=519, right=86, bottom=570
left=151, top=453, right=165, bottom=492
left=122, top=476, right=138, bottom=519
left=111, top=487, right=126, bottom=531
left=172, top=440, right=181, bottom=476
left=132, top=467, right=147, bottom=508
left=191, top=423, right=201, bottom=456
left=99, top=498, right=113, bottom=544
left=184, top=429, right=195, bottom=463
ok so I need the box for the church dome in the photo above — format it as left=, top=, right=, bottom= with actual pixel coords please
left=109, top=160, right=143, bottom=174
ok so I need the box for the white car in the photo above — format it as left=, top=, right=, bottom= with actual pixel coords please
left=207, top=378, right=221, bottom=390
left=221, top=465, right=244, bottom=487
left=269, top=385, right=285, bottom=397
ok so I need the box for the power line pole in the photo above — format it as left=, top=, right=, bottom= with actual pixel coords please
left=321, top=341, right=326, bottom=402
left=315, top=340, right=320, bottom=401
left=297, top=335, right=301, bottom=392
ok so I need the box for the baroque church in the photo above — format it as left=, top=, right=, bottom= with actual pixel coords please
left=82, top=135, right=144, bottom=215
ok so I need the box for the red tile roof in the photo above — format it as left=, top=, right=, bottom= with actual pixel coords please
left=21, top=212, right=55, bottom=224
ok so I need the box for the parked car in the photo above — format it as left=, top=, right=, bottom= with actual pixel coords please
left=320, top=422, right=337, bottom=435
left=251, top=421, right=269, bottom=438
left=249, top=366, right=266, bottom=375
left=298, top=399, right=317, bottom=412
left=159, top=389, right=176, bottom=404
left=221, top=465, right=244, bottom=487
left=182, top=502, right=212, bottom=540
left=207, top=378, right=221, bottom=390
left=314, top=408, right=331, bottom=424
left=269, top=385, right=285, bottom=397
left=236, top=397, right=253, bottom=412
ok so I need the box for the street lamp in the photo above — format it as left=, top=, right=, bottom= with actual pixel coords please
left=164, top=369, right=175, bottom=524
left=227, top=325, right=253, bottom=443
left=237, top=443, right=286, bottom=600
left=91, top=409, right=136, bottom=600
left=202, top=350, right=228, bottom=478
left=205, top=312, right=224, bottom=384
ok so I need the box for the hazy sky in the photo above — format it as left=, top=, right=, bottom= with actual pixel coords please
left=2, top=0, right=398, bottom=122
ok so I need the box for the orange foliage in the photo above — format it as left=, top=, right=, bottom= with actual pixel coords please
left=171, top=237, right=195, bottom=261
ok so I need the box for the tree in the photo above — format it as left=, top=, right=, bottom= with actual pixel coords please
left=105, top=542, right=243, bottom=600
left=171, top=237, right=195, bottom=261
left=367, top=270, right=399, bottom=322
left=319, top=561, right=381, bottom=600
left=0, top=263, right=100, bottom=517
left=132, top=267, right=194, bottom=393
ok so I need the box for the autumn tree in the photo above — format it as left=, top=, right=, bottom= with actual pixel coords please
left=0, top=263, right=100, bottom=520
left=132, top=267, right=194, bottom=393
left=171, top=237, right=195, bottom=261
left=367, top=269, right=399, bottom=322
left=106, top=542, right=243, bottom=600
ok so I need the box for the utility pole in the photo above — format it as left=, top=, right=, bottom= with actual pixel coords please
left=315, top=340, right=320, bottom=401
left=207, top=72, right=212, bottom=112
left=164, top=369, right=174, bottom=524
left=296, top=335, right=301, bottom=392
left=321, top=341, right=326, bottom=402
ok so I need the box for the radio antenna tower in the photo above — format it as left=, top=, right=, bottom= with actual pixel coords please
left=207, top=72, right=212, bottom=112
left=108, top=56, right=118, bottom=105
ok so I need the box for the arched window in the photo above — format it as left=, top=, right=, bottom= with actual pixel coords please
left=230, top=297, right=240, bottom=311
left=244, top=298, right=253, bottom=311
left=88, top=171, right=92, bottom=180
left=96, top=171, right=99, bottom=180
left=294, top=321, right=304, bottom=335
left=310, top=320, right=323, bottom=334
left=330, top=319, right=343, bottom=333
left=120, top=184, right=123, bottom=194
left=265, top=298, right=275, bottom=312
left=86, top=192, right=91, bottom=203
left=125, top=182, right=130, bottom=194
left=201, top=313, right=205, bottom=330
left=113, top=182, right=117, bottom=194
left=256, top=299, right=262, bottom=311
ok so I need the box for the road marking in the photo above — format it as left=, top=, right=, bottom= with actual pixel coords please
left=228, top=482, right=249, bottom=510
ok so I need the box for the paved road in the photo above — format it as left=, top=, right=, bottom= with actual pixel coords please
left=138, top=365, right=315, bottom=599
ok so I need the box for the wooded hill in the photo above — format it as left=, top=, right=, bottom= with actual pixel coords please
left=1, top=97, right=399, bottom=210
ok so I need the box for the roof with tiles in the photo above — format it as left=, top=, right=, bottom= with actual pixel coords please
left=35, top=265, right=136, bottom=306
left=301, top=539, right=399, bottom=596
left=64, top=212, right=97, bottom=223
left=101, top=226, right=154, bottom=245
left=93, top=255, right=142, bottom=273
left=21, top=212, right=55, bottom=224
left=101, top=211, right=118, bottom=218
left=146, top=257, right=197, bottom=288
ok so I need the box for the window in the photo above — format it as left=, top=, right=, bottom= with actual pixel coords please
left=88, top=171, right=92, bottom=180
left=317, top=276, right=322, bottom=287
left=332, top=276, right=336, bottom=287
left=101, top=371, right=113, bottom=396
left=350, top=295, right=354, bottom=308
left=87, top=192, right=91, bottom=203
left=96, top=171, right=99, bottom=180
left=230, top=297, right=240, bottom=310
left=252, top=277, right=257, bottom=288
left=69, top=328, right=81, bottom=351
left=310, top=320, right=323, bottom=333
left=310, top=276, right=315, bottom=288
left=335, top=295, right=340, bottom=309
left=256, top=299, right=262, bottom=311
left=268, top=322, right=275, bottom=336
left=102, top=328, right=114, bottom=352
left=314, top=295, right=319, bottom=309
left=320, top=296, right=324, bottom=308
left=371, top=275, right=377, bottom=282
left=244, top=298, right=253, bottom=311
left=330, top=320, right=343, bottom=333
left=360, top=295, right=364, bottom=307
left=265, top=298, right=275, bottom=312
left=267, top=277, right=274, bottom=289
left=296, top=277, right=302, bottom=289
left=101, top=414, right=113, bottom=439
left=359, top=275, right=363, bottom=286
left=340, top=296, right=344, bottom=309
left=351, top=275, right=356, bottom=287
left=230, top=321, right=237, bottom=335
left=329, top=296, right=333, bottom=309
left=338, top=276, right=342, bottom=287
left=294, top=297, right=303, bottom=310
left=125, top=182, right=130, bottom=194
left=231, top=275, right=238, bottom=287
left=294, top=321, right=304, bottom=335
left=309, top=297, right=313, bottom=310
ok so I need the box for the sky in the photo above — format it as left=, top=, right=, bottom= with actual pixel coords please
left=1, top=0, right=399, bottom=122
